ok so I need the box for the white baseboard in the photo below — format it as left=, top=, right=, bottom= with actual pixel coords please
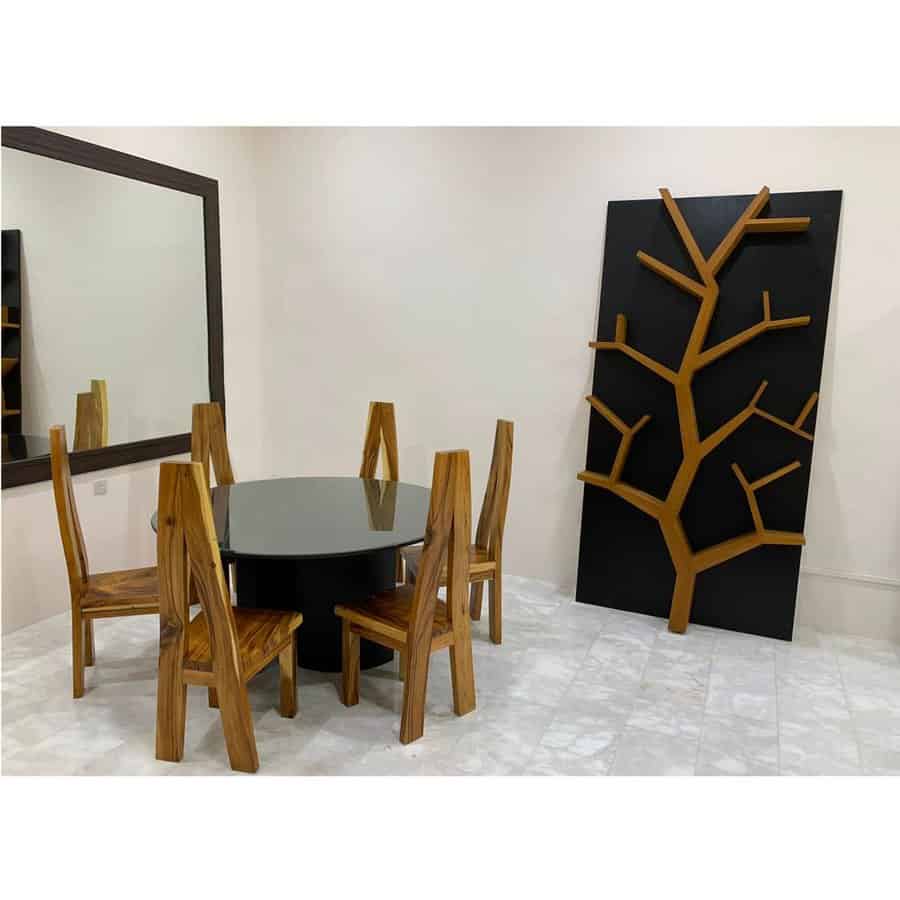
left=796, top=568, right=900, bottom=642
left=800, top=566, right=900, bottom=590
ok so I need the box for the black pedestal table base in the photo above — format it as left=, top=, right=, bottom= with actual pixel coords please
left=233, top=548, right=396, bottom=672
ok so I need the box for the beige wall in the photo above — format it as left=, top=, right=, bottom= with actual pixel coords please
left=1, top=127, right=265, bottom=633
left=251, top=127, right=900, bottom=639
left=3, top=127, right=899, bottom=640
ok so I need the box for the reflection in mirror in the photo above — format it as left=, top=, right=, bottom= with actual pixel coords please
left=1, top=146, right=209, bottom=461
left=2, top=433, right=50, bottom=462
left=73, top=378, right=108, bottom=450
left=362, top=478, right=398, bottom=531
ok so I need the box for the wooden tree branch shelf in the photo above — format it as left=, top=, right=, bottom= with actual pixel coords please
left=579, top=185, right=818, bottom=634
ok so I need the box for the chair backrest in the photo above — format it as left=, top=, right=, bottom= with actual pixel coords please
left=405, top=449, right=471, bottom=644
left=73, top=379, right=108, bottom=451
left=49, top=425, right=90, bottom=598
left=359, top=401, right=399, bottom=481
left=191, top=401, right=235, bottom=488
left=474, top=420, right=514, bottom=560
left=157, top=461, right=243, bottom=683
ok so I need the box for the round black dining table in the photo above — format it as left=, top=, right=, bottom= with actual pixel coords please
left=153, top=476, right=430, bottom=672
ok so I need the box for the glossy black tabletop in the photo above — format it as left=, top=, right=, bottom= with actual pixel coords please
left=153, top=476, right=430, bottom=560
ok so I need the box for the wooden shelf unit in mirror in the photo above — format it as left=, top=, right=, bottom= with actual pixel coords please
left=2, top=229, right=23, bottom=436
left=0, top=128, right=225, bottom=488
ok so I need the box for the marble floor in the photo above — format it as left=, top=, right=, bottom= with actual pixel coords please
left=3, top=576, right=900, bottom=775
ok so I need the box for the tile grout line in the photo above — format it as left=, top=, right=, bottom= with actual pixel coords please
left=484, top=592, right=596, bottom=774
left=519, top=616, right=608, bottom=775
left=831, top=633, right=867, bottom=774
left=605, top=622, right=660, bottom=776
left=691, top=634, right=716, bottom=776
left=774, top=638, right=783, bottom=776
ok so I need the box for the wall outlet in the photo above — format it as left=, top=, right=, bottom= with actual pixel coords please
left=93, top=480, right=107, bottom=496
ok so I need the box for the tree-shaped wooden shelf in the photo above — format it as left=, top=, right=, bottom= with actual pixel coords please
left=579, top=185, right=817, bottom=634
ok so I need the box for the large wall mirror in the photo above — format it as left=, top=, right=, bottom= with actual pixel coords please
left=1, top=128, right=224, bottom=487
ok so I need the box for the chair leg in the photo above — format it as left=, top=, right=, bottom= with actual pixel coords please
left=398, top=650, right=406, bottom=681
left=208, top=687, right=219, bottom=708
left=341, top=621, right=360, bottom=707
left=71, top=608, right=85, bottom=699
left=400, top=642, right=430, bottom=744
left=448, top=631, right=476, bottom=718
left=489, top=571, right=502, bottom=644
left=155, top=666, right=187, bottom=763
left=84, top=617, right=95, bottom=667
left=469, top=581, right=484, bottom=621
left=217, top=680, right=260, bottom=774
left=395, top=550, right=404, bottom=585
left=279, top=639, right=298, bottom=718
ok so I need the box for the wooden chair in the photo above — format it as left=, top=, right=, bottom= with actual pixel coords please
left=401, top=419, right=513, bottom=644
left=73, top=379, right=108, bottom=451
left=49, top=424, right=160, bottom=698
left=336, top=449, right=475, bottom=744
left=191, top=401, right=235, bottom=488
left=155, top=461, right=303, bottom=774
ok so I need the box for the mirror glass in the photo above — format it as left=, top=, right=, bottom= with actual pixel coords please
left=2, top=146, right=209, bottom=461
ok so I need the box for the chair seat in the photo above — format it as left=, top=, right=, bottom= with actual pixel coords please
left=82, top=566, right=160, bottom=611
left=185, top=607, right=303, bottom=678
left=335, top=585, right=451, bottom=644
left=400, top=544, right=495, bottom=584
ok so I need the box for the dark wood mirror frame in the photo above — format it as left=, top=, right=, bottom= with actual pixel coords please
left=1, top=127, right=225, bottom=489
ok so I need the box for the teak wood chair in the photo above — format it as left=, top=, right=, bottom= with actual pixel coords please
left=335, top=449, right=475, bottom=744
left=402, top=419, right=513, bottom=644
left=155, top=461, right=303, bottom=773
left=73, top=379, right=108, bottom=451
left=49, top=424, right=160, bottom=698
left=191, top=401, right=235, bottom=488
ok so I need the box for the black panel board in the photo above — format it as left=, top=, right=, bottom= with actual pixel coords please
left=575, top=190, right=842, bottom=640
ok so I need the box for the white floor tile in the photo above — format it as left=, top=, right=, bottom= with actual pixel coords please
left=697, top=712, right=778, bottom=775
left=611, top=726, right=698, bottom=776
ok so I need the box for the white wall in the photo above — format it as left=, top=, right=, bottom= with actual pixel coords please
left=251, top=127, right=900, bottom=639
left=4, top=127, right=899, bottom=640
left=1, top=127, right=265, bottom=634
left=2, top=146, right=208, bottom=443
